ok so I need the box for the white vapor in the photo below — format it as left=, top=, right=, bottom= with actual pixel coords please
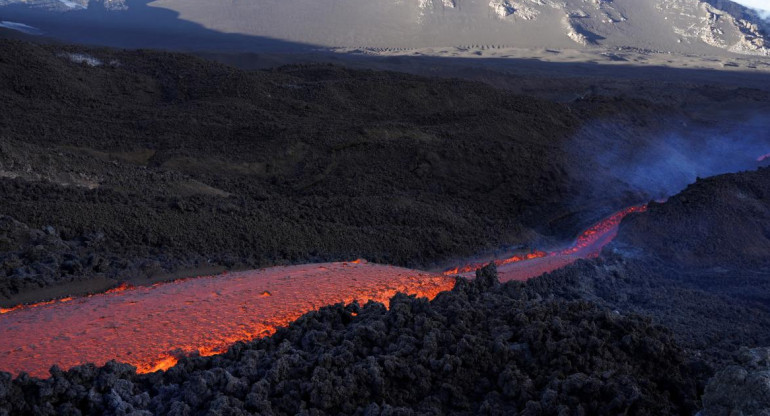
left=567, top=116, right=770, bottom=217
left=731, top=0, right=770, bottom=19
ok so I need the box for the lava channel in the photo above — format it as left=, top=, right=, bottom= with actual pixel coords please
left=0, top=205, right=646, bottom=378
left=0, top=262, right=454, bottom=378
left=444, top=204, right=648, bottom=281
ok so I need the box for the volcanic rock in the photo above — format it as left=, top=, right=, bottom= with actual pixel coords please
left=701, top=347, right=770, bottom=416
left=616, top=167, right=770, bottom=268
left=0, top=267, right=701, bottom=415
left=0, top=37, right=685, bottom=306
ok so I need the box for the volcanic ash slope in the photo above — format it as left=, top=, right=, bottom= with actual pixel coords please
left=115, top=0, right=770, bottom=56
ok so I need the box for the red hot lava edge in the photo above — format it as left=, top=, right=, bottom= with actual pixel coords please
left=444, top=204, right=647, bottom=277
left=0, top=205, right=646, bottom=378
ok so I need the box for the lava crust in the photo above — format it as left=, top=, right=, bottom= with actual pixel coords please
left=0, top=267, right=700, bottom=416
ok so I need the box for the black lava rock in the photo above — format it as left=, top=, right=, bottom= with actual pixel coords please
left=0, top=267, right=700, bottom=415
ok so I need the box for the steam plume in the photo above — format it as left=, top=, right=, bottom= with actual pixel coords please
left=731, top=0, right=770, bottom=19
left=571, top=116, right=770, bottom=209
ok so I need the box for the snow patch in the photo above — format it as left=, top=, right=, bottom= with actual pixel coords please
left=659, top=0, right=769, bottom=56
left=418, top=0, right=456, bottom=10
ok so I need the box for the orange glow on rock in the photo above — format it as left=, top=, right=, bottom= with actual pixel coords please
left=0, top=262, right=454, bottom=378
left=441, top=249, right=549, bottom=276
left=105, top=282, right=132, bottom=294
left=0, top=299, right=56, bottom=315
left=0, top=306, right=21, bottom=315
left=0, top=206, right=647, bottom=378
left=141, top=355, right=179, bottom=374
left=0, top=283, right=132, bottom=315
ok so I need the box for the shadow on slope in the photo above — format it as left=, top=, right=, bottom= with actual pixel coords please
left=1, top=0, right=770, bottom=95
left=0, top=0, right=320, bottom=53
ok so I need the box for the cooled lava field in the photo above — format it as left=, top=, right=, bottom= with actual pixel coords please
left=1, top=37, right=770, bottom=415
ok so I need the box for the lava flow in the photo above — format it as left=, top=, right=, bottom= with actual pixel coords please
left=0, top=205, right=647, bottom=379
left=445, top=204, right=648, bottom=281
left=0, top=262, right=454, bottom=378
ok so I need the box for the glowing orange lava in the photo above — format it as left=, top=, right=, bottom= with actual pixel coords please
left=445, top=205, right=647, bottom=281
left=0, top=285, right=124, bottom=315
left=0, top=299, right=56, bottom=315
left=0, top=261, right=454, bottom=378
left=0, top=206, right=648, bottom=378
left=105, top=282, right=132, bottom=293
left=442, top=250, right=548, bottom=276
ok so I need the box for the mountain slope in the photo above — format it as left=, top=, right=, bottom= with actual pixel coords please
left=0, top=0, right=767, bottom=56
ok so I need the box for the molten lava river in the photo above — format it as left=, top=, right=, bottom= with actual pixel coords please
left=0, top=205, right=645, bottom=378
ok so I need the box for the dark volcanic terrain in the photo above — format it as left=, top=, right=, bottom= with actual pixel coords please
left=522, top=167, right=770, bottom=415
left=0, top=267, right=703, bottom=416
left=1, top=39, right=768, bottom=306
left=3, top=149, right=769, bottom=416
left=1, top=35, right=770, bottom=415
left=0, top=39, right=579, bottom=304
left=529, top=167, right=770, bottom=358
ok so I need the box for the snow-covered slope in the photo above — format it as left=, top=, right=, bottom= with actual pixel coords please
left=0, top=0, right=767, bottom=56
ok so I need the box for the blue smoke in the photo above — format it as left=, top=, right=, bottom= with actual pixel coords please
left=571, top=116, right=770, bottom=207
